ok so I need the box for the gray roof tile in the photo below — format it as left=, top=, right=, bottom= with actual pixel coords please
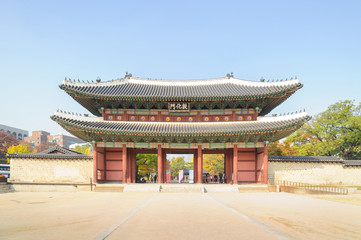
left=7, top=145, right=92, bottom=159
left=344, top=160, right=361, bottom=166
left=268, top=155, right=343, bottom=163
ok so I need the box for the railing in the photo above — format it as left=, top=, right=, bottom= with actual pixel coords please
left=274, top=180, right=349, bottom=195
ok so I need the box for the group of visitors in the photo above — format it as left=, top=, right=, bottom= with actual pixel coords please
left=204, top=172, right=226, bottom=184
left=149, top=174, right=158, bottom=183
left=136, top=173, right=158, bottom=183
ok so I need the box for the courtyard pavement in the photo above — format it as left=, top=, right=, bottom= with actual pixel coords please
left=1, top=191, right=361, bottom=240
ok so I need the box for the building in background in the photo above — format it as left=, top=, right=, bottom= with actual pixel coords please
left=0, top=124, right=29, bottom=140
left=24, top=130, right=50, bottom=147
left=48, top=134, right=87, bottom=149
left=24, top=131, right=86, bottom=149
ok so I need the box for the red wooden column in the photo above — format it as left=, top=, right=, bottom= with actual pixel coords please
left=127, top=148, right=132, bottom=183
left=157, top=144, right=163, bottom=183
left=122, top=144, right=127, bottom=183
left=233, top=144, right=238, bottom=184
left=193, top=150, right=198, bottom=183
left=225, top=148, right=232, bottom=184
left=197, top=145, right=203, bottom=184
left=263, top=146, right=268, bottom=184
left=93, top=143, right=98, bottom=183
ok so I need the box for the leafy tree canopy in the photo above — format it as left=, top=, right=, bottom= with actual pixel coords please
left=270, top=100, right=361, bottom=160
left=7, top=144, right=33, bottom=163
left=73, top=144, right=92, bottom=155
left=0, top=131, right=21, bottom=161
left=203, top=154, right=224, bottom=175
left=136, top=154, right=157, bottom=178
left=169, top=156, right=186, bottom=178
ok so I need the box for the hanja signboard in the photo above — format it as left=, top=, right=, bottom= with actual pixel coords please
left=168, top=102, right=190, bottom=112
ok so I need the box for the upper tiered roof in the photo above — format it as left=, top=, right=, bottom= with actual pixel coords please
left=60, top=75, right=303, bottom=116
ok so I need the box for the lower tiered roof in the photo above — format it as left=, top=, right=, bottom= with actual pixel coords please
left=51, top=111, right=310, bottom=144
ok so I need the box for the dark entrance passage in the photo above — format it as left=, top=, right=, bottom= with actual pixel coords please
left=203, top=154, right=225, bottom=183
left=135, top=154, right=158, bottom=183
left=166, top=153, right=194, bottom=183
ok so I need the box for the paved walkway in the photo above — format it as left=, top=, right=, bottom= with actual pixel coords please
left=1, top=191, right=361, bottom=240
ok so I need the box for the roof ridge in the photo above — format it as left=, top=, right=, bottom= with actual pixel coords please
left=62, top=76, right=300, bottom=87
left=39, top=145, right=83, bottom=155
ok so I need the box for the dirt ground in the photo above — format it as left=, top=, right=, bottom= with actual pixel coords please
left=1, top=191, right=361, bottom=240
left=313, top=191, right=361, bottom=206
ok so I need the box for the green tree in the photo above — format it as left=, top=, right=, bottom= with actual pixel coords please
left=136, top=154, right=157, bottom=178
left=273, top=100, right=361, bottom=159
left=73, top=144, right=92, bottom=154
left=203, top=154, right=224, bottom=175
left=184, top=158, right=194, bottom=170
left=169, top=156, right=185, bottom=178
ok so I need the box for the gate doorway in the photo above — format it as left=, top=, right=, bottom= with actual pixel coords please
left=166, top=153, right=194, bottom=183
left=135, top=153, right=158, bottom=183
left=203, top=154, right=225, bottom=184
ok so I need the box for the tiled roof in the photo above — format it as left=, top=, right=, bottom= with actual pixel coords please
left=51, top=111, right=310, bottom=142
left=40, top=145, right=82, bottom=155
left=268, top=155, right=343, bottom=163
left=344, top=160, right=361, bottom=166
left=60, top=76, right=303, bottom=116
left=7, top=145, right=92, bottom=159
left=61, top=77, right=302, bottom=99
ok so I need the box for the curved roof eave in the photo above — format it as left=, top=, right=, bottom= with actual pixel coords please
left=50, top=111, right=310, bottom=137
left=60, top=76, right=302, bottom=99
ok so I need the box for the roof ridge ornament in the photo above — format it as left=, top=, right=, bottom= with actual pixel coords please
left=226, top=72, right=234, bottom=79
left=125, top=72, right=132, bottom=79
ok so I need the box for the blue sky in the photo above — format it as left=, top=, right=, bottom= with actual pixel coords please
left=1, top=0, right=360, bottom=136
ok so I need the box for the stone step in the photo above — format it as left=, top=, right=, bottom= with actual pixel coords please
left=203, top=184, right=239, bottom=192
left=160, top=184, right=204, bottom=193
left=93, top=185, right=124, bottom=192
left=238, top=184, right=269, bottom=193
left=0, top=183, right=13, bottom=193
left=124, top=184, right=160, bottom=192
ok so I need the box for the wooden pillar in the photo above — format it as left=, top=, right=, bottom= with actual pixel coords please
left=193, top=150, right=198, bottom=183
left=225, top=148, right=232, bottom=184
left=263, top=146, right=268, bottom=184
left=158, top=144, right=163, bottom=183
left=162, top=150, right=167, bottom=183
left=132, top=150, right=136, bottom=183
left=127, top=148, right=132, bottom=183
left=197, top=145, right=203, bottom=183
left=233, top=145, right=238, bottom=184
left=93, top=143, right=98, bottom=183
left=122, top=144, right=127, bottom=183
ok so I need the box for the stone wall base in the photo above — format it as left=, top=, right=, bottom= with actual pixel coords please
left=10, top=183, right=93, bottom=192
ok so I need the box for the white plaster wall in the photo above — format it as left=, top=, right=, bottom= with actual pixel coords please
left=9, top=158, right=93, bottom=184
left=269, top=161, right=361, bottom=186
